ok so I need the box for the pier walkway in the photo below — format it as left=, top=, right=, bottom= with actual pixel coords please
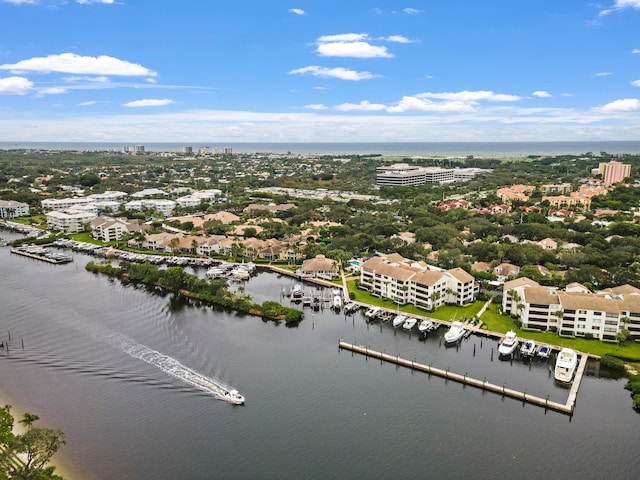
left=338, top=340, right=587, bottom=415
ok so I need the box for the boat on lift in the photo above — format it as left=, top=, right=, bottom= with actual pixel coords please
left=392, top=314, right=407, bottom=328
left=520, top=339, right=536, bottom=357
left=418, top=319, right=437, bottom=333
left=402, top=317, right=418, bottom=330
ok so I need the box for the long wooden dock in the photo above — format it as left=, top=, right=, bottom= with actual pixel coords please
left=338, top=340, right=587, bottom=415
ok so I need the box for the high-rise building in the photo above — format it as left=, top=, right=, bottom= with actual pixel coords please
left=598, top=160, right=631, bottom=185
left=134, top=145, right=145, bottom=153
left=183, top=146, right=193, bottom=154
left=223, top=147, right=232, bottom=154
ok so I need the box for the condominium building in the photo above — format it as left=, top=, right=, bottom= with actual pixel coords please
left=0, top=200, right=29, bottom=218
left=376, top=164, right=486, bottom=186
left=46, top=210, right=97, bottom=233
left=598, top=160, right=631, bottom=185
left=359, top=253, right=476, bottom=309
left=90, top=216, right=149, bottom=242
left=502, top=278, right=640, bottom=341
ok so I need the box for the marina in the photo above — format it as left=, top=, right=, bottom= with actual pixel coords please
left=0, top=246, right=637, bottom=480
left=10, top=245, right=73, bottom=264
left=338, top=340, right=589, bottom=415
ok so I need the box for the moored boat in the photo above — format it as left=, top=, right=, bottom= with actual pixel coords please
left=392, top=314, right=406, bottom=328
left=520, top=339, right=536, bottom=357
left=418, top=319, right=436, bottom=333
left=537, top=345, right=552, bottom=359
left=364, top=306, right=380, bottom=318
left=554, top=348, right=578, bottom=383
left=444, top=321, right=465, bottom=345
left=402, top=317, right=417, bottom=330
left=498, top=330, right=519, bottom=356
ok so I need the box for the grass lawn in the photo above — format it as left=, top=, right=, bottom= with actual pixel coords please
left=10, top=215, right=47, bottom=226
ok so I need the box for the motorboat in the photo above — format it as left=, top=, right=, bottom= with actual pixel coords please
left=223, top=389, right=245, bottom=405
left=554, top=348, right=578, bottom=383
left=332, top=294, right=343, bottom=311
left=498, top=330, right=519, bottom=356
left=292, top=284, right=303, bottom=299
left=418, top=319, right=436, bottom=333
left=364, top=306, right=380, bottom=318
left=537, top=345, right=552, bottom=359
left=402, top=317, right=417, bottom=330
left=520, top=339, right=536, bottom=357
left=392, top=314, right=406, bottom=328
left=444, top=321, right=466, bottom=345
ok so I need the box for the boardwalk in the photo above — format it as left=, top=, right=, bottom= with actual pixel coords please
left=338, top=340, right=588, bottom=415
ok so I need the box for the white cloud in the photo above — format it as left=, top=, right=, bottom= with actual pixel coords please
left=632, top=80, right=640, bottom=86
left=304, top=104, right=328, bottom=110
left=76, top=0, right=116, bottom=4
left=316, top=41, right=393, bottom=58
left=2, top=0, right=37, bottom=4
left=0, top=53, right=156, bottom=77
left=387, top=96, right=474, bottom=113
left=403, top=7, right=422, bottom=14
left=289, top=8, right=304, bottom=15
left=600, top=0, right=640, bottom=16
left=289, top=66, right=379, bottom=81
left=63, top=76, right=110, bottom=83
left=0, top=76, right=33, bottom=95
left=315, top=33, right=395, bottom=58
left=383, top=35, right=413, bottom=43
left=123, top=98, right=173, bottom=107
left=417, top=90, right=522, bottom=103
left=78, top=101, right=97, bottom=106
left=532, top=90, right=552, bottom=98
left=334, top=100, right=387, bottom=111
left=37, top=87, right=68, bottom=95
left=595, top=72, right=612, bottom=76
left=595, top=98, right=640, bottom=112
left=633, top=48, right=640, bottom=54
left=317, top=33, right=369, bottom=43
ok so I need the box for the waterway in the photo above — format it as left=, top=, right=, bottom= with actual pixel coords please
left=0, top=245, right=638, bottom=479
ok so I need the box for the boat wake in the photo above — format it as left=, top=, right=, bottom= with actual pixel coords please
left=106, top=333, right=241, bottom=403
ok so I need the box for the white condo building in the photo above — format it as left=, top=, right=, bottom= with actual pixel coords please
left=376, top=164, right=486, bottom=186
left=0, top=200, right=30, bottom=218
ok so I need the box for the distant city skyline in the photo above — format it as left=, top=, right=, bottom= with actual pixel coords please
left=1, top=1, right=640, bottom=142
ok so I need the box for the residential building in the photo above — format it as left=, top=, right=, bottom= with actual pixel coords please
left=359, top=253, right=476, bottom=309
left=376, top=164, right=486, bottom=187
left=0, top=200, right=29, bottom=218
left=496, top=185, right=535, bottom=204
left=46, top=210, right=97, bottom=233
left=298, top=254, right=339, bottom=279
left=502, top=278, right=640, bottom=341
left=598, top=160, right=631, bottom=185
left=90, top=216, right=149, bottom=242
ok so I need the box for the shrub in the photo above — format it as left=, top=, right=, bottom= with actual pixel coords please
left=601, top=355, right=625, bottom=371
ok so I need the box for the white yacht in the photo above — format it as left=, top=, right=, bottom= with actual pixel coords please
left=392, top=314, right=406, bottom=328
left=444, top=321, right=465, bottom=345
left=498, top=330, right=519, bottom=356
left=332, top=294, right=343, bottom=311
left=418, top=319, right=436, bottom=333
left=364, top=306, right=380, bottom=318
left=402, top=317, right=417, bottom=330
left=554, top=348, right=578, bottom=383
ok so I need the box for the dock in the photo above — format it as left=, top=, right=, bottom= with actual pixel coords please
left=10, top=246, right=73, bottom=264
left=338, top=340, right=587, bottom=415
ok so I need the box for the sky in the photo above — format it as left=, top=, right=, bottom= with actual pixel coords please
left=1, top=0, right=640, bottom=143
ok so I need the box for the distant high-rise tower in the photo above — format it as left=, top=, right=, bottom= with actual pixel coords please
left=134, top=145, right=145, bottom=153
left=598, top=160, right=631, bottom=185
left=223, top=147, right=232, bottom=154
left=183, top=146, right=193, bottom=155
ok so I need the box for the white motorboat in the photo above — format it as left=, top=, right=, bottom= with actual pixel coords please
left=418, top=319, right=436, bottom=333
left=332, top=294, right=343, bottom=311
left=392, top=314, right=406, bottom=328
left=520, top=339, right=536, bottom=357
left=537, top=345, right=552, bottom=359
left=223, top=389, right=245, bottom=405
left=292, top=284, right=303, bottom=298
left=554, top=348, right=578, bottom=383
left=498, top=330, right=519, bottom=356
left=444, top=321, right=465, bottom=345
left=402, top=317, right=417, bottom=330
left=205, top=267, right=225, bottom=279
left=364, top=306, right=380, bottom=318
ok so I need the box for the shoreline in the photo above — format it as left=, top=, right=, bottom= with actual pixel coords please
left=0, top=387, right=84, bottom=480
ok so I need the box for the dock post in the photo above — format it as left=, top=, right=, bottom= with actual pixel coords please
left=473, top=344, right=476, bottom=356
left=491, top=348, right=494, bottom=361
left=21, top=338, right=24, bottom=349
left=480, top=337, right=483, bottom=348
left=7, top=331, right=10, bottom=341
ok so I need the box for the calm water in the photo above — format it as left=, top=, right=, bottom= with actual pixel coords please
left=2, top=141, right=640, bottom=157
left=0, top=245, right=638, bottom=480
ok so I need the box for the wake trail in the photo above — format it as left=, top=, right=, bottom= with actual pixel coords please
left=105, top=332, right=238, bottom=402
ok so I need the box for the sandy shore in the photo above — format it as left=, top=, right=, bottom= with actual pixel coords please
left=0, top=388, right=84, bottom=480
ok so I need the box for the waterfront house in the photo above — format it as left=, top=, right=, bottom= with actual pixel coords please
left=298, top=254, right=339, bottom=280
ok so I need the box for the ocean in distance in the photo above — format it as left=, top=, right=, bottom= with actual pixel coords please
left=2, top=141, right=640, bottom=157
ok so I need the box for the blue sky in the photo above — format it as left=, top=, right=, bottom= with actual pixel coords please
left=1, top=0, right=640, bottom=143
